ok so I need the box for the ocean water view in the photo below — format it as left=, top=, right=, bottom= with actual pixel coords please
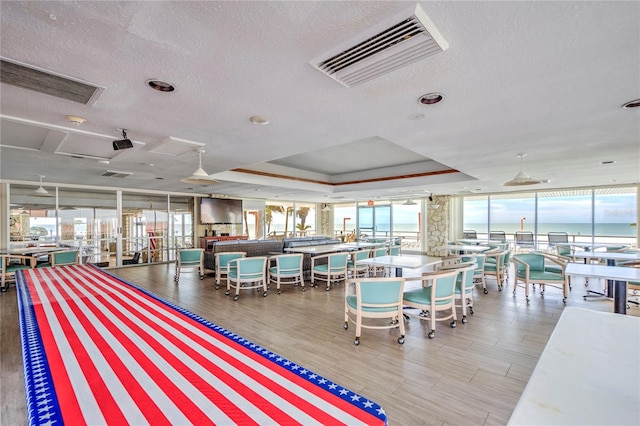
left=464, top=223, right=637, bottom=237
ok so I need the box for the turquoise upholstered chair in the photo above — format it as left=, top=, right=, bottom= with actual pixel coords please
left=403, top=269, right=459, bottom=339
left=513, top=253, right=568, bottom=304
left=269, top=253, right=304, bottom=293
left=174, top=248, right=204, bottom=283
left=1, top=254, right=35, bottom=293
left=344, top=277, right=406, bottom=346
left=483, top=250, right=507, bottom=291
left=311, top=252, right=349, bottom=291
left=226, top=256, right=268, bottom=301
left=454, top=264, right=477, bottom=323
left=347, top=249, right=371, bottom=279
left=214, top=252, right=246, bottom=290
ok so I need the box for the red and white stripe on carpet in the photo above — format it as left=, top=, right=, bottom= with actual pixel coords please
left=17, top=265, right=387, bottom=425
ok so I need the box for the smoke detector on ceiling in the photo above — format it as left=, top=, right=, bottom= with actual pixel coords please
left=309, top=3, right=449, bottom=88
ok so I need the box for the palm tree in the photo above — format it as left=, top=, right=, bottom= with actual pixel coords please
left=296, top=207, right=310, bottom=236
left=265, top=205, right=284, bottom=236
left=283, top=206, right=294, bottom=237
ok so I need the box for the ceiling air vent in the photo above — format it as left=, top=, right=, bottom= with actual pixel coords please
left=102, top=170, right=133, bottom=178
left=0, top=58, right=103, bottom=105
left=309, top=4, right=448, bottom=88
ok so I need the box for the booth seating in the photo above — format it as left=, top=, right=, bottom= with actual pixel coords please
left=203, top=236, right=340, bottom=276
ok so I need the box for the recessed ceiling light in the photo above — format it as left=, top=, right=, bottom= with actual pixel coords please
left=622, top=99, right=640, bottom=109
left=418, top=92, right=444, bottom=105
left=600, top=160, right=616, bottom=165
left=146, top=79, right=176, bottom=92
left=250, top=115, right=270, bottom=125
left=65, top=115, right=87, bottom=125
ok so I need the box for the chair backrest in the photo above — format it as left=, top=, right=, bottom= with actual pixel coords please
left=216, top=252, right=246, bottom=266
left=231, top=257, right=267, bottom=280
left=273, top=253, right=303, bottom=274
left=489, top=231, right=506, bottom=242
left=514, top=253, right=545, bottom=272
left=462, top=230, right=477, bottom=239
left=178, top=248, right=203, bottom=263
left=388, top=245, right=401, bottom=256
left=547, top=232, right=568, bottom=246
left=556, top=244, right=572, bottom=256
left=465, top=254, right=485, bottom=274
left=355, top=277, right=405, bottom=310
left=373, top=247, right=388, bottom=258
left=515, top=231, right=535, bottom=247
left=456, top=264, right=477, bottom=292
left=328, top=253, right=349, bottom=272
left=353, top=249, right=371, bottom=262
left=428, top=270, right=459, bottom=304
left=52, top=250, right=79, bottom=266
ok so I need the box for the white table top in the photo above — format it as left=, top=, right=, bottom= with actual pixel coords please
left=570, top=251, right=640, bottom=262
left=457, top=239, right=504, bottom=246
left=440, top=245, right=489, bottom=253
left=508, top=307, right=640, bottom=425
left=357, top=255, right=442, bottom=269
left=565, top=262, right=640, bottom=281
left=559, top=242, right=630, bottom=250
left=284, top=244, right=346, bottom=255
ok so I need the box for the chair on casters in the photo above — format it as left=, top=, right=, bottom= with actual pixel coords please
left=370, top=247, right=389, bottom=277
left=347, top=249, right=371, bottom=279
left=453, top=264, right=477, bottom=324
left=513, top=253, right=568, bottom=304
left=226, top=256, right=268, bottom=301
left=268, top=253, right=304, bottom=294
left=215, top=252, right=246, bottom=290
left=1, top=254, right=36, bottom=293
left=174, top=248, right=204, bottom=283
left=344, top=277, right=406, bottom=346
left=311, top=252, right=349, bottom=291
left=402, top=269, right=459, bottom=339
left=36, top=250, right=79, bottom=268
left=483, top=250, right=507, bottom=291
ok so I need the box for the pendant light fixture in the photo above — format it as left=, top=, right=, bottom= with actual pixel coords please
left=402, top=198, right=417, bottom=205
left=31, top=175, right=53, bottom=197
left=504, top=153, right=541, bottom=186
left=181, top=149, right=218, bottom=185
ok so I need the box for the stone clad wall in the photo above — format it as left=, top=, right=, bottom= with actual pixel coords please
left=426, top=195, right=449, bottom=256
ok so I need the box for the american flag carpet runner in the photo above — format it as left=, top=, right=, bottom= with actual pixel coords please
left=16, top=265, right=387, bottom=425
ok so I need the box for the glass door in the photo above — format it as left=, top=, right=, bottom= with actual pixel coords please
left=357, top=204, right=391, bottom=241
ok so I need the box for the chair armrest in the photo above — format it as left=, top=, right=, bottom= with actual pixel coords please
left=310, top=253, right=331, bottom=267
left=4, top=254, right=36, bottom=268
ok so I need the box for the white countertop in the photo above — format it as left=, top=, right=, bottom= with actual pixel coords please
left=508, top=307, right=640, bottom=425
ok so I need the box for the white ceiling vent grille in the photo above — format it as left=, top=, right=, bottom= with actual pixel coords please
left=309, top=4, right=448, bottom=88
left=0, top=58, right=104, bottom=105
left=102, top=170, right=133, bottom=178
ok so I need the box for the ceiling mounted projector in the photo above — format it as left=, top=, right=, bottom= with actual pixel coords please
left=113, top=128, right=133, bottom=150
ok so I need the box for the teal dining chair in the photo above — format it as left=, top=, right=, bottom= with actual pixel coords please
left=344, top=277, right=406, bottom=346
left=174, top=248, right=204, bottom=283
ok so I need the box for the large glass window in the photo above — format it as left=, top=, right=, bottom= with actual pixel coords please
left=462, top=187, right=638, bottom=249
left=594, top=187, right=637, bottom=241
left=294, top=203, right=316, bottom=237
left=462, top=196, right=488, bottom=238
left=333, top=204, right=357, bottom=241
left=392, top=201, right=421, bottom=250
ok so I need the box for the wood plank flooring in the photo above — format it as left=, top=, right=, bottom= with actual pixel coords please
left=1, top=264, right=638, bottom=425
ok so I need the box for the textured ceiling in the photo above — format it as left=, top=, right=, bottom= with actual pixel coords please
left=0, top=1, right=639, bottom=203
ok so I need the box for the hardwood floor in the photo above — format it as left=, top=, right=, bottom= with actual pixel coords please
left=1, top=264, right=638, bottom=425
